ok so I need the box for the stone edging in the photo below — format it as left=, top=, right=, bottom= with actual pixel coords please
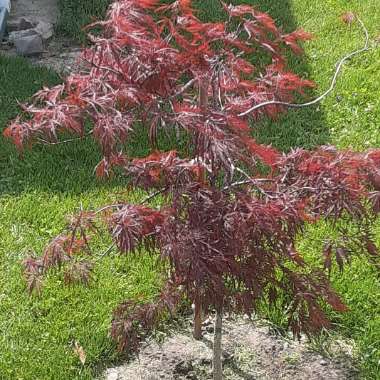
left=1, top=0, right=54, bottom=56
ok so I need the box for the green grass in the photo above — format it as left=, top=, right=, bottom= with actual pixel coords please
left=0, top=56, right=165, bottom=379
left=1, top=0, right=380, bottom=379
left=56, top=0, right=110, bottom=42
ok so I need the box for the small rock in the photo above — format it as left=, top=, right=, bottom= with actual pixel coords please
left=7, top=17, right=34, bottom=32
left=8, top=28, right=38, bottom=43
left=35, top=21, right=54, bottom=41
left=14, top=33, right=43, bottom=56
left=19, top=17, right=35, bottom=30
left=319, top=359, right=328, bottom=366
left=205, top=325, right=214, bottom=333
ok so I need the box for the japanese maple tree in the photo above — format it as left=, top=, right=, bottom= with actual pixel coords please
left=4, top=1, right=379, bottom=379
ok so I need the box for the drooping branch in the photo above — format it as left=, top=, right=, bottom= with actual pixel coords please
left=239, top=16, right=370, bottom=117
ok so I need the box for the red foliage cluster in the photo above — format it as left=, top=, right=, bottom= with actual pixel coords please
left=6, top=0, right=379, bottom=353
left=4, top=0, right=313, bottom=173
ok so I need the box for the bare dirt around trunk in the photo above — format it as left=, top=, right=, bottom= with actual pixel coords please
left=104, top=318, right=358, bottom=380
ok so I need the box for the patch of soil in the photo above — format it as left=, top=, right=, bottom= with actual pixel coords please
left=26, top=37, right=82, bottom=74
left=103, top=318, right=358, bottom=380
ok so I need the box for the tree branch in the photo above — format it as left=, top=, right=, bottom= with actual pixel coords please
left=170, top=78, right=197, bottom=99
left=224, top=178, right=274, bottom=190
left=37, top=130, right=93, bottom=146
left=94, top=204, right=125, bottom=215
left=139, top=187, right=168, bottom=205
left=94, top=188, right=167, bottom=215
left=80, top=56, right=124, bottom=77
left=238, top=17, right=370, bottom=117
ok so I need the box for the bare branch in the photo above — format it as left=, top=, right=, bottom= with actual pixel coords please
left=239, top=17, right=370, bottom=117
left=98, top=243, right=116, bottom=259
left=37, top=130, right=93, bottom=146
left=139, top=187, right=168, bottom=205
left=94, top=204, right=125, bottom=215
left=94, top=188, right=167, bottom=216
left=170, top=79, right=197, bottom=99
left=224, top=178, right=274, bottom=190
left=80, top=56, right=124, bottom=77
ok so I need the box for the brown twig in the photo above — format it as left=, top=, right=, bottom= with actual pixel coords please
left=37, top=130, right=93, bottom=146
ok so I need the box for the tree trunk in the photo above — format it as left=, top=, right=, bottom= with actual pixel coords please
left=213, top=307, right=223, bottom=380
left=199, top=78, right=209, bottom=112
left=192, top=79, right=208, bottom=340
left=193, top=298, right=203, bottom=340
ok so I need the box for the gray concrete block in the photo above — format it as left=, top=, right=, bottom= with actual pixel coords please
left=8, top=28, right=38, bottom=44
left=14, top=33, right=43, bottom=56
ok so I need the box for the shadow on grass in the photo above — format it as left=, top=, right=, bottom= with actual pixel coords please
left=0, top=0, right=329, bottom=196
left=0, top=55, right=127, bottom=196
left=251, top=0, right=329, bottom=151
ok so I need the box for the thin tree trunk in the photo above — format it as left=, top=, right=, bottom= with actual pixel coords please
left=213, top=307, right=223, bottom=380
left=193, top=297, right=203, bottom=340
left=199, top=78, right=209, bottom=112
left=192, top=79, right=209, bottom=340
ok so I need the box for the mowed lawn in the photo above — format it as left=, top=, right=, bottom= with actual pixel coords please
left=0, top=1, right=379, bottom=379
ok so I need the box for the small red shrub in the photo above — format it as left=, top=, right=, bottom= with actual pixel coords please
left=5, top=1, right=379, bottom=373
